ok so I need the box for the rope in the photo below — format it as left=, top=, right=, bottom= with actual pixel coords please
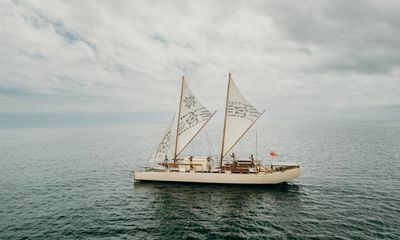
left=204, top=128, right=215, bottom=158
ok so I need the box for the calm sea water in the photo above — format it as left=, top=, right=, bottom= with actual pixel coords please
left=0, top=120, right=399, bottom=239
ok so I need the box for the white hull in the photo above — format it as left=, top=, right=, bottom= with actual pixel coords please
left=134, top=166, right=301, bottom=185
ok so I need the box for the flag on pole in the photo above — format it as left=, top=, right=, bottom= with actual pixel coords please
left=269, top=151, right=277, bottom=157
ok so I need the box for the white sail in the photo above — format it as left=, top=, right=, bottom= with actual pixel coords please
left=221, top=76, right=264, bottom=158
left=152, top=115, right=175, bottom=161
left=175, top=79, right=214, bottom=157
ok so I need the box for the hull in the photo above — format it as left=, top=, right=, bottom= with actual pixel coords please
left=134, top=166, right=301, bottom=184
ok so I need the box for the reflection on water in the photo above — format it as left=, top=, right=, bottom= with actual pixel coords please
left=134, top=182, right=302, bottom=239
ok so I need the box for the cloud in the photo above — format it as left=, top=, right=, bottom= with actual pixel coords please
left=260, top=0, right=400, bottom=75
left=0, top=0, right=399, bottom=116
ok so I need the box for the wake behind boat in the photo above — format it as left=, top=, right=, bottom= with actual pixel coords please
left=134, top=73, right=301, bottom=184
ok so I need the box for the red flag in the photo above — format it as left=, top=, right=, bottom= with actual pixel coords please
left=269, top=151, right=277, bottom=157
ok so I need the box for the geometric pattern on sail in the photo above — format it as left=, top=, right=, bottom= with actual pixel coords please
left=222, top=79, right=261, bottom=157
left=153, top=114, right=175, bottom=161
left=176, top=81, right=212, bottom=156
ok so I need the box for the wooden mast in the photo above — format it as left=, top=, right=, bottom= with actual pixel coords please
left=220, top=73, right=231, bottom=168
left=174, top=76, right=185, bottom=163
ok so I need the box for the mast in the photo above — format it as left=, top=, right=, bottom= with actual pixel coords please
left=174, top=76, right=185, bottom=162
left=220, top=73, right=231, bottom=168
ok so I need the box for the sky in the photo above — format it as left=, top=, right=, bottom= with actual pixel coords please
left=1, top=0, right=400, bottom=127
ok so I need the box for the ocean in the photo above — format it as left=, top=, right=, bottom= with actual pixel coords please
left=0, top=120, right=399, bottom=239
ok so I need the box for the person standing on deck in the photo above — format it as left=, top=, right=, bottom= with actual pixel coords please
left=189, top=155, right=193, bottom=171
left=231, top=152, right=238, bottom=166
left=207, top=157, right=212, bottom=172
left=250, top=154, right=255, bottom=167
left=164, top=155, right=169, bottom=170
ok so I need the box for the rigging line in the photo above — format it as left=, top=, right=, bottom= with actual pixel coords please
left=204, top=128, right=215, bottom=157
left=255, top=127, right=258, bottom=161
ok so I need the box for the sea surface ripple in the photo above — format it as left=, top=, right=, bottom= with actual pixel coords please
left=0, top=121, right=399, bottom=239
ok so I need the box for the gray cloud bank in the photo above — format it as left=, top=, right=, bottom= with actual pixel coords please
left=1, top=0, right=399, bottom=122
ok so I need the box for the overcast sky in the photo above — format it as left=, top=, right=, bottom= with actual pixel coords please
left=1, top=0, right=400, bottom=126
